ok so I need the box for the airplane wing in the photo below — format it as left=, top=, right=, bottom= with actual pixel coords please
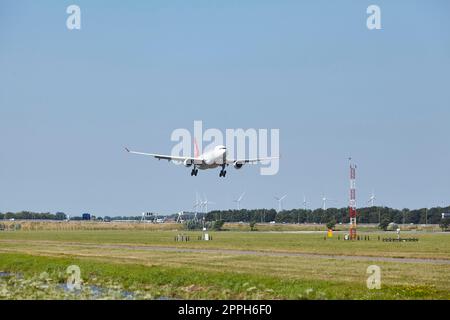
left=125, top=148, right=203, bottom=163
left=226, top=156, right=279, bottom=164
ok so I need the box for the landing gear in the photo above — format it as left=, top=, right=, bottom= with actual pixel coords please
left=191, top=167, right=198, bottom=176
left=219, top=165, right=227, bottom=178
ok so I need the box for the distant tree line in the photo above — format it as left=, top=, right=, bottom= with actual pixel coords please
left=1, top=206, right=449, bottom=225
left=0, top=212, right=156, bottom=221
left=0, top=211, right=67, bottom=220
left=206, top=206, right=450, bottom=225
left=58, top=215, right=147, bottom=221
left=105, top=216, right=144, bottom=221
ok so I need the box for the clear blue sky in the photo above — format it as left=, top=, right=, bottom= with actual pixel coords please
left=1, top=0, right=449, bottom=216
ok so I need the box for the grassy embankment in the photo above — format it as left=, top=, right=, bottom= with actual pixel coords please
left=0, top=229, right=449, bottom=299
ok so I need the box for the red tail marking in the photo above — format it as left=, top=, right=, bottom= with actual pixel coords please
left=194, top=139, right=200, bottom=158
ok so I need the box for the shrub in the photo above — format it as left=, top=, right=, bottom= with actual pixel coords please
left=326, top=219, right=336, bottom=231
left=212, top=220, right=225, bottom=231
left=440, top=218, right=450, bottom=232
left=379, top=217, right=391, bottom=231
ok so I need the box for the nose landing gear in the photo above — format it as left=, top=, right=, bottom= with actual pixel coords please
left=191, top=166, right=198, bottom=176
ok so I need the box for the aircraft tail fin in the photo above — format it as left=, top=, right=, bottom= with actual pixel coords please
left=194, top=139, right=200, bottom=158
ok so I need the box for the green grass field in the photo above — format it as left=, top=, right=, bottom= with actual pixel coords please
left=0, top=229, right=449, bottom=300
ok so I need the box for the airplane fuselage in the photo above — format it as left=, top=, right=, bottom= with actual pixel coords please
left=196, top=145, right=227, bottom=170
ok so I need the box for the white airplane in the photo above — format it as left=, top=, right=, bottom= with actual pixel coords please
left=125, top=145, right=278, bottom=178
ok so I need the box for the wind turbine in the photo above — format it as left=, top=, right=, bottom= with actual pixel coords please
left=321, top=194, right=336, bottom=210
left=233, top=192, right=246, bottom=210
left=176, top=211, right=184, bottom=223
left=274, top=194, right=287, bottom=212
left=202, top=194, right=215, bottom=213
left=368, top=191, right=376, bottom=207
left=193, top=192, right=202, bottom=222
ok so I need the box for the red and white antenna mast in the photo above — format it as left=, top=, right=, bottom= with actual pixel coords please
left=349, top=158, right=357, bottom=240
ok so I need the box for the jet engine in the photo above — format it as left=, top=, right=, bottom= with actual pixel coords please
left=233, top=161, right=244, bottom=169
left=183, top=159, right=193, bottom=167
